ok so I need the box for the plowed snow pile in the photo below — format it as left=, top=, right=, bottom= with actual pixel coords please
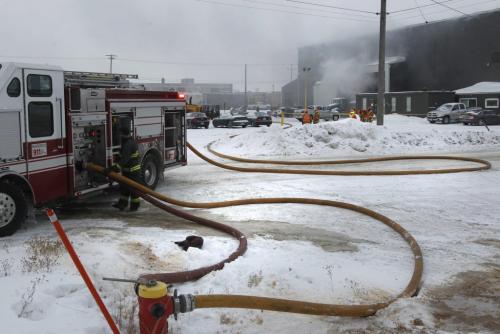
left=212, top=115, right=500, bottom=158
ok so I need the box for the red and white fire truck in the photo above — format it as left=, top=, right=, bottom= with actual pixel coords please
left=0, top=62, right=187, bottom=236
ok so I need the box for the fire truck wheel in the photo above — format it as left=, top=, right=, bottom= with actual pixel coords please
left=0, top=182, right=27, bottom=237
left=141, top=154, right=161, bottom=189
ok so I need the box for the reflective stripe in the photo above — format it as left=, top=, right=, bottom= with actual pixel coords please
left=130, top=164, right=141, bottom=172
left=131, top=152, right=140, bottom=158
left=131, top=198, right=141, bottom=203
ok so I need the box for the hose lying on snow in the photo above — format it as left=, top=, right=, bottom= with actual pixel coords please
left=85, top=142, right=491, bottom=317
left=86, top=159, right=423, bottom=317
left=202, top=141, right=491, bottom=175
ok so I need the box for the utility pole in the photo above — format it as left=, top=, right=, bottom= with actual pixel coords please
left=376, top=0, right=387, bottom=126
left=244, top=64, right=248, bottom=112
left=106, top=54, right=117, bottom=74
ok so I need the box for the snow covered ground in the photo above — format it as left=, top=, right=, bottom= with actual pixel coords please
left=212, top=114, right=500, bottom=158
left=1, top=115, right=499, bottom=333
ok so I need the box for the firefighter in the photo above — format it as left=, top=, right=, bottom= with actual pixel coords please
left=349, top=109, right=357, bottom=119
left=359, top=109, right=367, bottom=122
left=366, top=107, right=375, bottom=123
left=302, top=109, right=311, bottom=124
left=106, top=126, right=142, bottom=211
left=313, top=107, right=320, bottom=124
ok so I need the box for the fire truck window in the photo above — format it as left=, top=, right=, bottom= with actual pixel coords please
left=7, top=78, right=21, bottom=97
left=27, top=74, right=52, bottom=97
left=28, top=102, right=54, bottom=138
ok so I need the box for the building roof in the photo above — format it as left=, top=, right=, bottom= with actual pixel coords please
left=455, top=82, right=500, bottom=94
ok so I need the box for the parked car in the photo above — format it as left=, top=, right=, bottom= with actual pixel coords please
left=294, top=105, right=340, bottom=122
left=279, top=107, right=298, bottom=118
left=186, top=112, right=210, bottom=129
left=247, top=111, right=272, bottom=127
left=460, top=109, right=500, bottom=125
left=426, top=103, right=467, bottom=124
left=212, top=115, right=249, bottom=128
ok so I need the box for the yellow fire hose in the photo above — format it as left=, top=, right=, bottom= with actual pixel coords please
left=85, top=141, right=490, bottom=317
left=202, top=142, right=491, bottom=175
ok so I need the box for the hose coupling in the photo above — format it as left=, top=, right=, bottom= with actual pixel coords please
left=172, top=289, right=195, bottom=319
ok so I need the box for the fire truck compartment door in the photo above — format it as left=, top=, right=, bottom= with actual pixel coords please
left=135, top=107, right=162, bottom=138
left=0, top=110, right=23, bottom=161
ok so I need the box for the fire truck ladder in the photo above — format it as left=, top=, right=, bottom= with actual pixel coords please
left=64, top=70, right=138, bottom=88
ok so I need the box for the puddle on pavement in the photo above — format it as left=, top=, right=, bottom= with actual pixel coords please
left=425, top=264, right=500, bottom=333
left=56, top=201, right=362, bottom=253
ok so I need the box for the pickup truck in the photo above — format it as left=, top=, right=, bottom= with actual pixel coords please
left=427, top=103, right=467, bottom=124
left=294, top=105, right=340, bottom=122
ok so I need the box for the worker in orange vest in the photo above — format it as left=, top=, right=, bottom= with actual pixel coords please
left=313, top=107, right=320, bottom=124
left=366, top=107, right=374, bottom=123
left=302, top=109, right=311, bottom=124
left=349, top=109, right=357, bottom=119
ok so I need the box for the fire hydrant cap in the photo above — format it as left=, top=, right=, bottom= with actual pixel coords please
left=138, top=281, right=168, bottom=299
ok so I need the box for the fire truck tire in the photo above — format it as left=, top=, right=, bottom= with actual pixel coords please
left=141, top=154, right=161, bottom=190
left=0, top=182, right=27, bottom=237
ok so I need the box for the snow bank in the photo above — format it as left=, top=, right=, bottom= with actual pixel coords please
left=212, top=115, right=500, bottom=158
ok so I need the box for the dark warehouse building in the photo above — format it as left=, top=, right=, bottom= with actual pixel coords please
left=282, top=9, right=500, bottom=108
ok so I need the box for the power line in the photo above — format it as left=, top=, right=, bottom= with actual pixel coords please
left=390, top=0, right=456, bottom=14
left=241, top=0, right=375, bottom=18
left=119, top=57, right=298, bottom=67
left=285, top=0, right=378, bottom=15
left=0, top=54, right=297, bottom=67
left=414, top=0, right=429, bottom=23
left=0, top=55, right=103, bottom=61
left=428, top=0, right=470, bottom=15
left=389, top=0, right=499, bottom=22
left=195, top=0, right=378, bottom=22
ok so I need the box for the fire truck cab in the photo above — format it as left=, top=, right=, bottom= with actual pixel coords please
left=0, top=62, right=187, bottom=236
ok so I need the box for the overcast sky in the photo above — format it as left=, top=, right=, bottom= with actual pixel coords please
left=1, top=0, right=498, bottom=91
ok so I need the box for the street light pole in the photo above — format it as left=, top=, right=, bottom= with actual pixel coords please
left=376, top=0, right=387, bottom=126
left=244, top=64, right=248, bottom=112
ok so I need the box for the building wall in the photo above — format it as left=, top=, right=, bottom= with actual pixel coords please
left=143, top=80, right=232, bottom=94
left=283, top=9, right=500, bottom=107
left=356, top=91, right=455, bottom=116
left=457, top=93, right=500, bottom=111
left=203, top=91, right=282, bottom=109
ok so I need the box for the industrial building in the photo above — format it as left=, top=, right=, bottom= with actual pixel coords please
left=143, top=78, right=232, bottom=95
left=282, top=9, right=500, bottom=108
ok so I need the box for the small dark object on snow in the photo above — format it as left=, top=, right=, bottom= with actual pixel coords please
left=175, top=236, right=204, bottom=251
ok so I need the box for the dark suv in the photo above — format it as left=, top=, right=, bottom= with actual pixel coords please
left=186, top=112, right=210, bottom=129
left=213, top=115, right=249, bottom=128
left=248, top=112, right=272, bottom=127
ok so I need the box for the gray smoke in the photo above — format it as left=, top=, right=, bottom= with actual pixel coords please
left=314, top=55, right=376, bottom=105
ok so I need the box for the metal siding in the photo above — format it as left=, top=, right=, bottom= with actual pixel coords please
left=0, top=110, right=22, bottom=159
left=136, top=124, right=162, bottom=137
left=135, top=116, right=162, bottom=126
left=136, top=107, right=162, bottom=118
left=28, top=166, right=68, bottom=204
